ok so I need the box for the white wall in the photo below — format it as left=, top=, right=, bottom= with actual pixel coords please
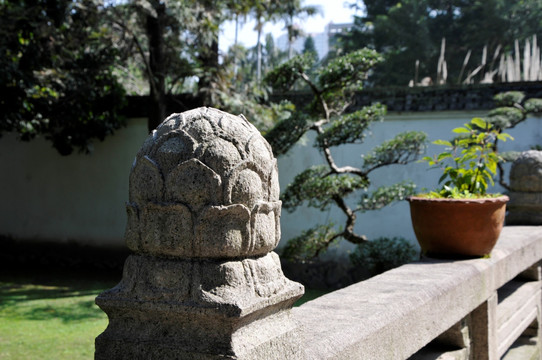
left=277, top=111, right=542, bottom=255
left=1, top=112, right=540, bottom=253
left=0, top=118, right=149, bottom=249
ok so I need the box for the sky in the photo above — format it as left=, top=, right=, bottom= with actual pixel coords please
left=219, top=0, right=361, bottom=53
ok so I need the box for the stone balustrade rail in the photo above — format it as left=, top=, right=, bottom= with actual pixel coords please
left=295, top=226, right=542, bottom=359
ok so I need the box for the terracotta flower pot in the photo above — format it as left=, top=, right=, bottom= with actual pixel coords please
left=407, top=195, right=509, bottom=257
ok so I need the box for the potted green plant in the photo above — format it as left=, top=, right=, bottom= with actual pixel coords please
left=407, top=117, right=513, bottom=257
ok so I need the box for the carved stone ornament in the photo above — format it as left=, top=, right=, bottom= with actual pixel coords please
left=95, top=108, right=304, bottom=359
left=507, top=150, right=542, bottom=225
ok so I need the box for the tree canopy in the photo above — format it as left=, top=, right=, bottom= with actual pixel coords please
left=341, top=0, right=542, bottom=86
left=264, top=49, right=428, bottom=260
left=1, top=0, right=321, bottom=153
left=0, top=0, right=126, bottom=155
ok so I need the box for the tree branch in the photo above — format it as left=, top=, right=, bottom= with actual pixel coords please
left=108, top=9, right=158, bottom=98
left=313, top=232, right=343, bottom=259
left=312, top=122, right=366, bottom=177
left=299, top=72, right=329, bottom=121
left=332, top=195, right=368, bottom=244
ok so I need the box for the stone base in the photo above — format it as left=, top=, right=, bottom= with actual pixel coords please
left=95, top=311, right=302, bottom=360
left=95, top=252, right=304, bottom=359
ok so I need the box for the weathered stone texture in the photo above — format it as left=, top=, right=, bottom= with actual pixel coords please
left=95, top=107, right=304, bottom=359
left=507, top=150, right=542, bottom=225
left=123, top=108, right=282, bottom=258
left=509, top=150, right=542, bottom=192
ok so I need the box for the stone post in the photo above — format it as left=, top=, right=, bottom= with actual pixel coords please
left=95, top=107, right=304, bottom=359
left=507, top=150, right=542, bottom=225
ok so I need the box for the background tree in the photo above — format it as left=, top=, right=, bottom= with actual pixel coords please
left=0, top=0, right=126, bottom=155
left=279, top=0, right=319, bottom=59
left=341, top=0, right=542, bottom=86
left=216, top=35, right=293, bottom=132
left=107, top=0, right=209, bottom=131
left=264, top=49, right=427, bottom=260
left=303, top=36, right=318, bottom=61
left=108, top=0, right=312, bottom=131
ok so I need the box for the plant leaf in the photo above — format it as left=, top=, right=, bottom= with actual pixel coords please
left=452, top=127, right=470, bottom=134
left=470, top=117, right=488, bottom=129
left=433, top=139, right=453, bottom=146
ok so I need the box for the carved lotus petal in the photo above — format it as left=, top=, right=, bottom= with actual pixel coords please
left=250, top=202, right=281, bottom=255
left=124, top=255, right=192, bottom=302
left=183, top=114, right=215, bottom=143
left=201, top=137, right=242, bottom=175
left=247, top=134, right=274, bottom=174
left=137, top=203, right=193, bottom=256
left=129, top=156, right=164, bottom=203
left=165, top=159, right=221, bottom=213
left=217, top=112, right=254, bottom=148
left=154, top=113, right=186, bottom=138
left=195, top=205, right=251, bottom=258
left=151, top=130, right=196, bottom=176
left=230, top=167, right=264, bottom=209
left=200, top=261, right=248, bottom=301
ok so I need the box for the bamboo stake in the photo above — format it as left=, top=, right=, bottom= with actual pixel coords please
left=514, top=39, right=521, bottom=81
left=531, top=35, right=540, bottom=81
left=524, top=38, right=531, bottom=81
left=506, top=53, right=515, bottom=82
left=498, top=54, right=506, bottom=82
left=458, top=50, right=471, bottom=84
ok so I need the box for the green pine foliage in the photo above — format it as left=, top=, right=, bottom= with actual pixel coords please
left=264, top=49, right=427, bottom=261
left=350, top=237, right=418, bottom=276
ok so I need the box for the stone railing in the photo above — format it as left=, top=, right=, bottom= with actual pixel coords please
left=296, top=226, right=542, bottom=359
left=95, top=108, right=542, bottom=359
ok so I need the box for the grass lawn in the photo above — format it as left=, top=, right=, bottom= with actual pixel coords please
left=0, top=269, right=326, bottom=359
left=0, top=271, right=119, bottom=360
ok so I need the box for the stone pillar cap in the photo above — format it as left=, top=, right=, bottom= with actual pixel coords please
left=125, top=107, right=282, bottom=258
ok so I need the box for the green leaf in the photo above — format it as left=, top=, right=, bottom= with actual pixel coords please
left=470, top=117, right=488, bottom=129
left=452, top=127, right=470, bottom=134
left=524, top=98, right=542, bottom=114
left=436, top=152, right=452, bottom=162
left=432, top=139, right=453, bottom=146
left=497, top=133, right=514, bottom=142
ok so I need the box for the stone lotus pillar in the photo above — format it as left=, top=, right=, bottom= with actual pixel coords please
left=507, top=150, right=542, bottom=225
left=95, top=107, right=304, bottom=359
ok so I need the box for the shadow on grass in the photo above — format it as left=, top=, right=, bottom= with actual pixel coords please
left=17, top=299, right=105, bottom=322
left=1, top=283, right=111, bottom=301
left=0, top=271, right=120, bottom=323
